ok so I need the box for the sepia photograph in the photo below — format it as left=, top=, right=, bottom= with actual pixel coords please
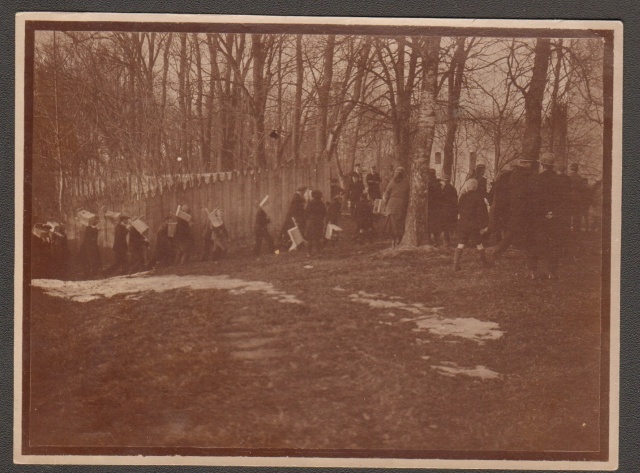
left=14, top=13, right=622, bottom=470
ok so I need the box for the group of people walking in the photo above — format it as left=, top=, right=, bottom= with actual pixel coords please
left=32, top=155, right=599, bottom=281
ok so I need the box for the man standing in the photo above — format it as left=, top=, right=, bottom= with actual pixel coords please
left=174, top=204, right=194, bottom=265
left=347, top=173, right=365, bottom=219
left=529, top=153, right=563, bottom=279
left=492, top=157, right=536, bottom=263
left=440, top=175, right=458, bottom=247
left=488, top=164, right=514, bottom=243
left=106, top=215, right=129, bottom=275
left=366, top=165, right=382, bottom=200
left=427, top=168, right=443, bottom=245
left=473, top=163, right=489, bottom=201
left=281, top=185, right=308, bottom=242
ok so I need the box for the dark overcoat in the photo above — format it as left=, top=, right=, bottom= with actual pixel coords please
left=441, top=183, right=459, bottom=228
left=457, top=190, right=489, bottom=234
left=304, top=197, right=327, bottom=240
left=504, top=166, right=535, bottom=234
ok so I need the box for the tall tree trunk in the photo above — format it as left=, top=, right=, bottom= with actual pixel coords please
left=204, top=34, right=217, bottom=169
left=251, top=34, right=268, bottom=168
left=317, top=35, right=335, bottom=160
left=549, top=39, right=568, bottom=167
left=193, top=33, right=206, bottom=167
left=177, top=33, right=188, bottom=165
left=402, top=36, right=441, bottom=247
left=51, top=31, right=65, bottom=215
left=292, top=34, right=303, bottom=161
left=522, top=38, right=552, bottom=165
left=443, top=37, right=469, bottom=178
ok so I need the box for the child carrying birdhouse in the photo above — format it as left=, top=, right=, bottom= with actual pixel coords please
left=254, top=195, right=275, bottom=256
left=305, top=189, right=327, bottom=256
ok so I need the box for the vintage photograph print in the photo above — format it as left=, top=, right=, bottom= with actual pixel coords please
left=15, top=13, right=622, bottom=470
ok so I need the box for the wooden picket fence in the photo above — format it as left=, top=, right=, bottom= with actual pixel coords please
left=64, top=159, right=333, bottom=257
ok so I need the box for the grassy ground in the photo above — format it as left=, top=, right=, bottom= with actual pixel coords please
left=28, top=221, right=603, bottom=454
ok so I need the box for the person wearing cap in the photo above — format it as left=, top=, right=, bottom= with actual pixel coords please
left=440, top=174, right=458, bottom=247
left=427, top=168, right=444, bottom=245
left=347, top=172, right=365, bottom=219
left=383, top=166, right=410, bottom=247
left=128, top=219, right=148, bottom=273
left=472, top=163, right=489, bottom=201
left=527, top=152, right=563, bottom=279
left=453, top=178, right=492, bottom=270
left=304, top=189, right=327, bottom=255
left=147, top=215, right=175, bottom=269
left=354, top=191, right=375, bottom=244
left=105, top=214, right=129, bottom=275
left=366, top=165, right=382, bottom=200
left=280, top=186, right=308, bottom=248
left=174, top=204, right=194, bottom=264
left=492, top=155, right=537, bottom=261
left=254, top=196, right=275, bottom=256
left=488, top=163, right=515, bottom=243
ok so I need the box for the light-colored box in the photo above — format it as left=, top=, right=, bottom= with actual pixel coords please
left=104, top=211, right=122, bottom=223
left=287, top=226, right=305, bottom=250
left=176, top=205, right=192, bottom=222
left=325, top=223, right=343, bottom=240
left=131, top=218, right=149, bottom=235
left=77, top=209, right=97, bottom=226
left=373, top=199, right=384, bottom=214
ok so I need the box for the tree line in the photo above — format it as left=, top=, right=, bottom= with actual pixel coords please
left=32, top=30, right=604, bottom=244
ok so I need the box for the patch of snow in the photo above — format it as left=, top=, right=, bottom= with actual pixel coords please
left=349, top=290, right=502, bottom=343
left=32, top=274, right=303, bottom=305
left=431, top=363, right=501, bottom=380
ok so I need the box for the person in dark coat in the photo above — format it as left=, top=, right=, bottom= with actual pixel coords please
left=453, top=179, right=491, bottom=270
left=254, top=197, right=275, bottom=256
left=304, top=189, right=327, bottom=255
left=366, top=166, right=382, bottom=200
left=326, top=190, right=343, bottom=226
left=488, top=166, right=513, bottom=243
left=492, top=158, right=536, bottom=260
left=201, top=217, right=215, bottom=262
left=77, top=217, right=102, bottom=278
left=32, top=223, right=53, bottom=279
left=210, top=210, right=230, bottom=260
left=281, top=186, right=308, bottom=238
left=329, top=178, right=344, bottom=200
left=528, top=153, right=563, bottom=279
left=147, top=216, right=175, bottom=269
left=174, top=204, right=194, bottom=264
left=49, top=223, right=69, bottom=279
left=106, top=215, right=129, bottom=275
left=348, top=173, right=365, bottom=219
left=440, top=176, right=458, bottom=247
left=354, top=192, right=375, bottom=244
left=128, top=224, right=148, bottom=273
left=473, top=163, right=489, bottom=201
left=427, top=169, right=443, bottom=245
left=383, top=166, right=410, bottom=247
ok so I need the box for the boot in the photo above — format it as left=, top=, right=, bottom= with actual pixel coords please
left=453, top=248, right=463, bottom=271
left=479, top=248, right=493, bottom=268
